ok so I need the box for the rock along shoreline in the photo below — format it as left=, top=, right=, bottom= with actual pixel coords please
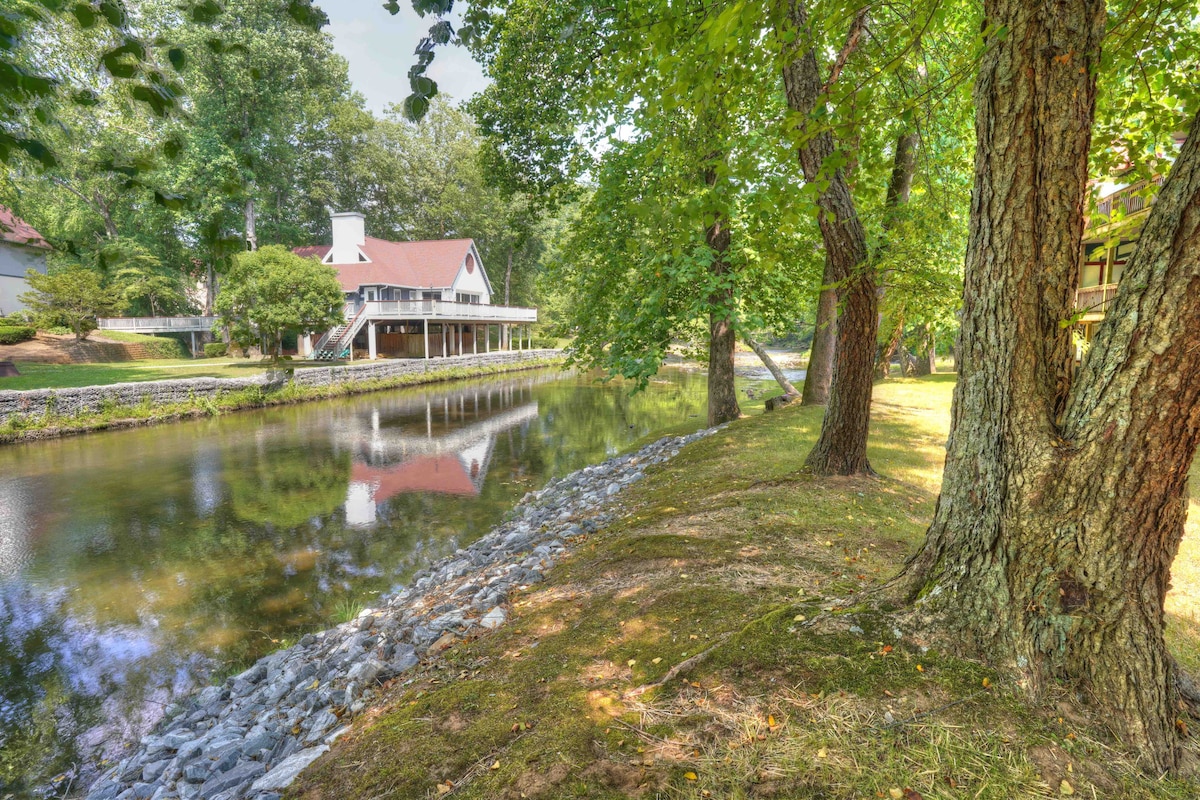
left=83, top=427, right=718, bottom=800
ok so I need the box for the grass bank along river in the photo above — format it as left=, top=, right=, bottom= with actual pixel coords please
left=0, top=350, right=562, bottom=443
left=0, top=366, right=777, bottom=797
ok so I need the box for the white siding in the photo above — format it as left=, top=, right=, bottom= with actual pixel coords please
left=0, top=243, right=47, bottom=315
left=451, top=247, right=492, bottom=304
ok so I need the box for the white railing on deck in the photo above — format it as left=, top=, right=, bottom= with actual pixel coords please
left=98, top=316, right=217, bottom=333
left=351, top=300, right=537, bottom=323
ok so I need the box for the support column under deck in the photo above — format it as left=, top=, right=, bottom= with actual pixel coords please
left=424, top=318, right=429, bottom=359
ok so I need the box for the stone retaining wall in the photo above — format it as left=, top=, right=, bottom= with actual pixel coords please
left=0, top=350, right=562, bottom=425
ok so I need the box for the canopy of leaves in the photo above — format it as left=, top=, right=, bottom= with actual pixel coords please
left=19, top=263, right=122, bottom=340
left=214, top=245, right=344, bottom=356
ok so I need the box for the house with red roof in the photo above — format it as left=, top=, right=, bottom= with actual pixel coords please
left=0, top=206, right=51, bottom=317
left=294, top=212, right=537, bottom=360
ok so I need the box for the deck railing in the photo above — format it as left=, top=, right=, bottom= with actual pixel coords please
left=352, top=300, right=537, bottom=323
left=98, top=316, right=217, bottom=333
left=1095, top=175, right=1166, bottom=219
left=1075, top=283, right=1119, bottom=315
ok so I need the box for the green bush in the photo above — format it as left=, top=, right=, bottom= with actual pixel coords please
left=0, top=326, right=36, bottom=344
left=203, top=343, right=228, bottom=358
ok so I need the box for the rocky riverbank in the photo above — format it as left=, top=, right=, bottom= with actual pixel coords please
left=83, top=427, right=717, bottom=800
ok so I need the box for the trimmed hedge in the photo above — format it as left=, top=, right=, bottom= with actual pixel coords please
left=0, top=326, right=36, bottom=345
left=203, top=343, right=228, bottom=358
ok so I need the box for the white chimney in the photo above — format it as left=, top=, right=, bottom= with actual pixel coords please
left=329, top=211, right=365, bottom=264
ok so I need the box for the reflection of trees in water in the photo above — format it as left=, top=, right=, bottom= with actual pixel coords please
left=0, top=582, right=196, bottom=795
left=226, top=444, right=351, bottom=529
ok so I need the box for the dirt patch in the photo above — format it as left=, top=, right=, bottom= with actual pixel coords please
left=0, top=332, right=141, bottom=364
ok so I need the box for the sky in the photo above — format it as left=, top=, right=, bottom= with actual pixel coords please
left=322, top=0, right=489, bottom=116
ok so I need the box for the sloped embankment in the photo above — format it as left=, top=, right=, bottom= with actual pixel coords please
left=288, top=377, right=1200, bottom=800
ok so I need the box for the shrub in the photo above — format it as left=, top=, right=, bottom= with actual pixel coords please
left=203, top=342, right=228, bottom=358
left=0, top=326, right=36, bottom=345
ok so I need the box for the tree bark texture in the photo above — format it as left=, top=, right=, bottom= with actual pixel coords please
left=706, top=209, right=741, bottom=427
left=782, top=1, right=877, bottom=475
left=801, top=255, right=837, bottom=405
left=893, top=0, right=1200, bottom=772
left=743, top=333, right=800, bottom=397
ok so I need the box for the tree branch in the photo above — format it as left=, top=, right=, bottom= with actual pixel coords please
left=821, top=6, right=871, bottom=95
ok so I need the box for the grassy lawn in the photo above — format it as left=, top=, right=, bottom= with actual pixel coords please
left=288, top=375, right=1200, bottom=800
left=0, top=359, right=319, bottom=391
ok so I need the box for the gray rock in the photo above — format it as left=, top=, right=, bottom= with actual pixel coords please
left=479, top=606, right=506, bottom=630
left=248, top=746, right=329, bottom=793
left=199, top=761, right=266, bottom=799
left=141, top=759, right=170, bottom=783
left=347, top=658, right=385, bottom=685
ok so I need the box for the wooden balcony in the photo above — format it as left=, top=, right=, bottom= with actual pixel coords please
left=350, top=299, right=537, bottom=324
left=1075, top=283, right=1118, bottom=317
left=1095, top=175, right=1165, bottom=220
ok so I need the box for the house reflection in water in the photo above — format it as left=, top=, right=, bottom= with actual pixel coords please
left=343, top=380, right=544, bottom=526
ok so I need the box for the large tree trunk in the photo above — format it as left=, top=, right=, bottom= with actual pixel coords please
left=245, top=198, right=258, bottom=252
left=801, top=256, right=836, bottom=405
left=914, top=322, right=935, bottom=376
left=205, top=263, right=217, bottom=316
left=505, top=247, right=513, bottom=306
left=782, top=1, right=877, bottom=475
left=892, top=0, right=1200, bottom=773
left=743, top=333, right=799, bottom=397
left=875, top=316, right=904, bottom=380
left=706, top=205, right=741, bottom=427
left=875, top=132, right=919, bottom=381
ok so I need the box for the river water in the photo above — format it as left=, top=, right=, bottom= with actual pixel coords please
left=0, top=366, right=762, bottom=795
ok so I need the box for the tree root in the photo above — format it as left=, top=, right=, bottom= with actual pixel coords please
left=625, top=633, right=732, bottom=699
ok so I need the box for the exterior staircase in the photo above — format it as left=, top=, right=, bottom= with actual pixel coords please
left=312, top=306, right=368, bottom=360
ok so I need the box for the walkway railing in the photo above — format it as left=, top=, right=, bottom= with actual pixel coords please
left=98, top=316, right=217, bottom=333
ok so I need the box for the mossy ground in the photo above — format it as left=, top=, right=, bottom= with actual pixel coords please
left=288, top=375, right=1200, bottom=800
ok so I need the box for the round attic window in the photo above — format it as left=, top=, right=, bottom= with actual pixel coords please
left=465, top=253, right=476, bottom=273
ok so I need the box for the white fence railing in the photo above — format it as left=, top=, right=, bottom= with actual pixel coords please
left=98, top=316, right=217, bottom=333
left=351, top=300, right=537, bottom=323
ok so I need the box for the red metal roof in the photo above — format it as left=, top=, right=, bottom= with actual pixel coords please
left=295, top=237, right=476, bottom=292
left=0, top=206, right=50, bottom=249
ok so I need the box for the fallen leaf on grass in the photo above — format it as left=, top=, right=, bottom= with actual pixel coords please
left=684, top=772, right=698, bottom=781
left=436, top=782, right=453, bottom=794
left=490, top=760, right=500, bottom=770
left=816, top=748, right=828, bottom=759
left=1060, top=779, right=1074, bottom=795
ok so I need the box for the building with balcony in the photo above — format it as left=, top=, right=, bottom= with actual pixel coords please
left=294, top=212, right=537, bottom=360
left=1075, top=176, right=1165, bottom=347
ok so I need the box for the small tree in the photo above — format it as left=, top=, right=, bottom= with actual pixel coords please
left=20, top=265, right=122, bottom=341
left=103, top=241, right=191, bottom=317
left=215, top=245, right=344, bottom=359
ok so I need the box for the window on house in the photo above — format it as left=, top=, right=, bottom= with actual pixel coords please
left=455, top=293, right=480, bottom=304
left=1109, top=240, right=1136, bottom=285
left=1081, top=243, right=1106, bottom=288
left=422, top=291, right=440, bottom=300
